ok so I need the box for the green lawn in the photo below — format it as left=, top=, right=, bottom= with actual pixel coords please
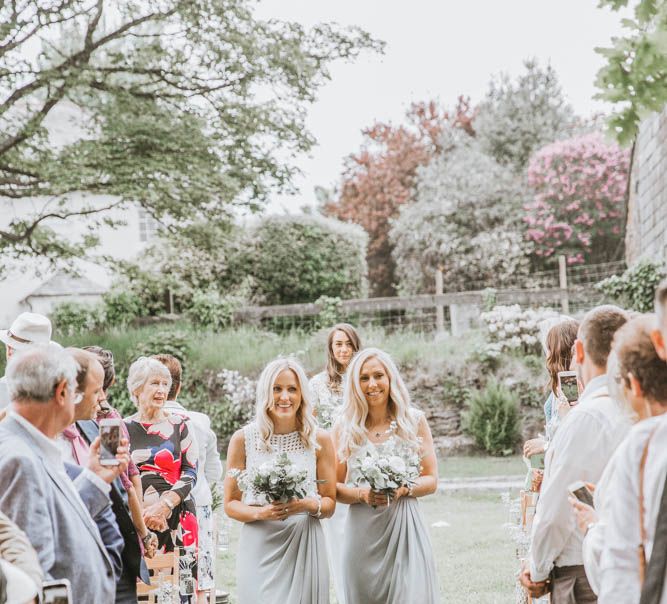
left=215, top=457, right=519, bottom=603
left=439, top=455, right=525, bottom=479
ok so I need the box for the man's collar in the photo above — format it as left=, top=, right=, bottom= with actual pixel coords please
left=9, top=411, right=63, bottom=461
left=579, top=374, right=608, bottom=401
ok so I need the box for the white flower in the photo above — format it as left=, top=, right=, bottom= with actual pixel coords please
left=388, top=456, right=406, bottom=474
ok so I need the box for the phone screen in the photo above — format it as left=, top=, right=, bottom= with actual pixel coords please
left=571, top=485, right=595, bottom=508
left=99, top=424, right=120, bottom=465
left=560, top=374, right=579, bottom=403
left=43, top=579, right=72, bottom=604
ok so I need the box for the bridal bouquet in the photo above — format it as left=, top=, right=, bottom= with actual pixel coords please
left=350, top=439, right=421, bottom=497
left=230, top=453, right=310, bottom=504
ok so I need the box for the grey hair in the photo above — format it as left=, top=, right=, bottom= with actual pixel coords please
left=6, top=344, right=78, bottom=404
left=126, top=356, right=172, bottom=406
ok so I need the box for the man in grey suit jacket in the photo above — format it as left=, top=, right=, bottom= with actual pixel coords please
left=0, top=344, right=130, bottom=604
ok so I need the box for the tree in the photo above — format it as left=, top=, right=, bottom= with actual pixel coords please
left=324, top=98, right=474, bottom=296
left=595, top=0, right=667, bottom=145
left=475, top=59, right=574, bottom=170
left=390, top=133, right=531, bottom=294
left=0, top=0, right=380, bottom=270
left=249, top=213, right=368, bottom=305
left=525, top=133, right=631, bottom=266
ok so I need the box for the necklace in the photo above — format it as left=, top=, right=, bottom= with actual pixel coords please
left=367, top=417, right=396, bottom=439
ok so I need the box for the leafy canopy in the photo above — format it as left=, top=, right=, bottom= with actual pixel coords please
left=0, top=0, right=380, bottom=268
left=595, top=0, right=667, bottom=144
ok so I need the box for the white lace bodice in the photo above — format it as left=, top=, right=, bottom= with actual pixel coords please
left=242, top=422, right=318, bottom=505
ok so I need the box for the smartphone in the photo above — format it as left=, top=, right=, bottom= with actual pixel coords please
left=99, top=418, right=121, bottom=466
left=558, top=370, right=579, bottom=404
left=42, top=578, right=72, bottom=603
left=568, top=480, right=595, bottom=508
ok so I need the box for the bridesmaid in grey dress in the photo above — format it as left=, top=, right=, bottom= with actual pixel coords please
left=333, top=347, right=441, bottom=604
left=224, top=357, right=337, bottom=604
left=310, top=323, right=361, bottom=604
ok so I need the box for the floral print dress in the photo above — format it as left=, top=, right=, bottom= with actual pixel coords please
left=125, top=414, right=199, bottom=580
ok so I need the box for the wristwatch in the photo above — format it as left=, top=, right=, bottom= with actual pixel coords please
left=142, top=531, right=155, bottom=546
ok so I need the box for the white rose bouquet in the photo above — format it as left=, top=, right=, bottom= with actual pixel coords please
left=230, top=453, right=310, bottom=504
left=350, top=439, right=421, bottom=498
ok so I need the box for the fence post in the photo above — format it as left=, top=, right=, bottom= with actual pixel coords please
left=435, top=267, right=445, bottom=335
left=558, top=255, right=569, bottom=314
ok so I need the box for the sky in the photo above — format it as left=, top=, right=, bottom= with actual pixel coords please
left=255, top=0, right=630, bottom=213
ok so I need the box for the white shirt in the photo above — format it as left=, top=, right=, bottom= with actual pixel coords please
left=164, top=401, right=223, bottom=507
left=582, top=443, right=625, bottom=593
left=529, top=375, right=632, bottom=581
left=599, top=412, right=667, bottom=604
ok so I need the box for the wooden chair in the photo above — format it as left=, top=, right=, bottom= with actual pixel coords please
left=137, top=551, right=180, bottom=603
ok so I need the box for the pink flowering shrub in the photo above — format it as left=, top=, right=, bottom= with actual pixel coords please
left=525, top=133, right=630, bottom=266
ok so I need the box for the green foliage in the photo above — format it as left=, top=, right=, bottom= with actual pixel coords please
left=314, top=296, right=343, bottom=330
left=595, top=1, right=667, bottom=144
left=185, top=290, right=236, bottom=331
left=596, top=259, right=666, bottom=311
left=250, top=214, right=368, bottom=305
left=0, top=0, right=381, bottom=269
left=131, top=328, right=192, bottom=366
left=462, top=381, right=520, bottom=456
left=474, top=59, right=574, bottom=170
left=50, top=302, right=102, bottom=336
left=103, top=290, right=146, bottom=327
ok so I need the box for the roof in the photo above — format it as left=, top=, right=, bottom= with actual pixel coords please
left=22, top=270, right=107, bottom=299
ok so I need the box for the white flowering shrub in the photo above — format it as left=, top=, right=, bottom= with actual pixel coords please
left=481, top=305, right=559, bottom=355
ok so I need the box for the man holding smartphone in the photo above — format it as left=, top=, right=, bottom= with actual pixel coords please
left=521, top=305, right=631, bottom=603
left=0, top=345, right=129, bottom=603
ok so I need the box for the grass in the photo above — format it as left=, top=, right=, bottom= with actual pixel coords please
left=439, top=455, right=525, bottom=479
left=215, top=490, right=516, bottom=603
left=215, top=456, right=518, bottom=603
left=21, top=323, right=485, bottom=378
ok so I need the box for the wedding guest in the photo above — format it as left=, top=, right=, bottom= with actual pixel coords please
left=596, top=315, right=667, bottom=604
left=154, top=353, right=223, bottom=604
left=0, top=312, right=54, bottom=408
left=521, top=305, right=631, bottom=603
left=224, top=357, right=336, bottom=604
left=309, top=322, right=360, bottom=604
left=333, top=347, right=440, bottom=604
left=64, top=347, right=155, bottom=603
left=569, top=316, right=663, bottom=594
left=0, top=344, right=128, bottom=603
left=524, top=318, right=580, bottom=458
left=124, top=357, right=199, bottom=598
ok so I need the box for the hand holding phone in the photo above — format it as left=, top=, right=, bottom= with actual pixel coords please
left=557, top=371, right=580, bottom=406
left=568, top=480, right=595, bottom=508
left=99, top=418, right=122, bottom=466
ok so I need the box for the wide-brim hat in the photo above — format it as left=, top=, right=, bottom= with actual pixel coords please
left=0, top=312, right=53, bottom=350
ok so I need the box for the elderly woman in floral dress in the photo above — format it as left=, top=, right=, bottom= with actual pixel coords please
left=124, top=357, right=199, bottom=599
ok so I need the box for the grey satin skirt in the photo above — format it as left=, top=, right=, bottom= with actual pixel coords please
left=236, top=513, right=330, bottom=604
left=343, top=497, right=440, bottom=603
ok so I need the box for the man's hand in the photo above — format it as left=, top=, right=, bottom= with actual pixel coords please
left=87, top=437, right=130, bottom=484
left=143, top=501, right=170, bottom=532
left=519, top=567, right=550, bottom=598
left=568, top=496, right=598, bottom=535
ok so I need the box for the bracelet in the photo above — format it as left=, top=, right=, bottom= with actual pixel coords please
left=408, top=484, right=415, bottom=498
left=309, top=495, right=322, bottom=519
left=161, top=497, right=175, bottom=512
left=142, top=531, right=155, bottom=546
left=357, top=488, right=362, bottom=503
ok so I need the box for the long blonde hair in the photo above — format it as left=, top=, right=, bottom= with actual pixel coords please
left=337, top=347, right=419, bottom=460
left=255, top=357, right=319, bottom=451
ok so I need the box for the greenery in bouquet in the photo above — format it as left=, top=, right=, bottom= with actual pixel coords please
left=231, top=453, right=310, bottom=504
left=350, top=437, right=421, bottom=497
left=315, top=399, right=340, bottom=430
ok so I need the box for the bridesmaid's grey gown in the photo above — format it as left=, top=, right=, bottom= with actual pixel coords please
left=343, top=432, right=440, bottom=604
left=236, top=424, right=330, bottom=604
